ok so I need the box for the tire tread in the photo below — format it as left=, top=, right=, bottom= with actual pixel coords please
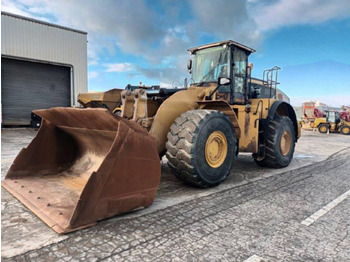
left=255, top=115, right=295, bottom=168
left=166, top=110, right=232, bottom=187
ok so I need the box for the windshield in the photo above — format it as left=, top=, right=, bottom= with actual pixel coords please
left=192, top=46, right=229, bottom=84
left=328, top=112, right=336, bottom=122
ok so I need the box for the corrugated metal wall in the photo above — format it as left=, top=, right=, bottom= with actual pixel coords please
left=1, top=13, right=88, bottom=105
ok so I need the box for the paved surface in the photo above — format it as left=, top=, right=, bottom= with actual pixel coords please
left=1, top=128, right=350, bottom=261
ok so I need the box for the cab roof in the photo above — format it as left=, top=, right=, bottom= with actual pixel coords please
left=188, top=40, right=256, bottom=54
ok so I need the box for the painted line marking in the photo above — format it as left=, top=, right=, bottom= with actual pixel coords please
left=243, top=254, right=264, bottom=262
left=301, top=189, right=350, bottom=226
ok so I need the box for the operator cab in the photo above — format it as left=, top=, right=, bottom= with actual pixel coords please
left=188, top=40, right=255, bottom=105
left=327, top=111, right=341, bottom=124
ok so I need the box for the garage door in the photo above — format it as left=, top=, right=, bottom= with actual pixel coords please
left=1, top=58, right=71, bottom=125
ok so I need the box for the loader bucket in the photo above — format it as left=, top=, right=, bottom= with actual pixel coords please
left=2, top=107, right=161, bottom=234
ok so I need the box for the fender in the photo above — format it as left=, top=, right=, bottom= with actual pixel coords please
left=149, top=88, right=205, bottom=154
left=268, top=100, right=300, bottom=140
left=197, top=100, right=241, bottom=138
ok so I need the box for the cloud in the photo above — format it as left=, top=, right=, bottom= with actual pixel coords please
left=88, top=71, right=98, bottom=79
left=2, top=0, right=261, bottom=84
left=2, top=0, right=162, bottom=61
left=105, top=63, right=133, bottom=73
left=190, top=0, right=261, bottom=46
left=2, top=0, right=32, bottom=17
left=252, top=0, right=350, bottom=31
left=1, top=0, right=53, bottom=22
left=3, top=0, right=350, bottom=87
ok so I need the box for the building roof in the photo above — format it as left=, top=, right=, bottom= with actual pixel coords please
left=1, top=11, right=87, bottom=35
left=188, top=40, right=256, bottom=54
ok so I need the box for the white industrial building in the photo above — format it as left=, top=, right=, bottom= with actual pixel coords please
left=1, top=12, right=88, bottom=125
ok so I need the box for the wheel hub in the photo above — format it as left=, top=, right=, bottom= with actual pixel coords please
left=320, top=126, right=327, bottom=132
left=280, top=130, right=292, bottom=156
left=205, top=131, right=228, bottom=168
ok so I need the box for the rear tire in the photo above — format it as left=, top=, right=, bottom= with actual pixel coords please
left=254, top=115, right=295, bottom=168
left=340, top=125, right=350, bottom=135
left=318, top=124, right=329, bottom=134
left=166, top=110, right=236, bottom=188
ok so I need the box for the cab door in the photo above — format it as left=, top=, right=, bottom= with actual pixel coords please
left=231, top=47, right=248, bottom=104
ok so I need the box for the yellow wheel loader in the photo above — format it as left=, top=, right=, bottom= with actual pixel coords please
left=311, top=110, right=350, bottom=135
left=2, top=40, right=300, bottom=233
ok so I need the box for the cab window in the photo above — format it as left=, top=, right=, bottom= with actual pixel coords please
left=233, top=48, right=247, bottom=103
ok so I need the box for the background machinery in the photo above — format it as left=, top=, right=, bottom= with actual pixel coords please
left=2, top=40, right=300, bottom=233
left=300, top=102, right=325, bottom=128
left=77, top=84, right=160, bottom=115
left=312, top=110, right=350, bottom=135
left=302, top=102, right=325, bottom=121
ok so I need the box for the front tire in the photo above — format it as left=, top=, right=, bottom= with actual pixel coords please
left=166, top=110, right=236, bottom=188
left=318, top=124, right=329, bottom=134
left=340, top=125, right=350, bottom=135
left=255, top=115, right=296, bottom=168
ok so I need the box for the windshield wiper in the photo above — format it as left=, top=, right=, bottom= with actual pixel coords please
left=196, top=63, right=220, bottom=87
left=196, top=50, right=224, bottom=87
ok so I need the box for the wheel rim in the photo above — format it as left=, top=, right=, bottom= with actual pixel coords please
left=280, top=130, right=292, bottom=156
left=319, top=126, right=327, bottom=132
left=205, top=131, right=228, bottom=168
left=342, top=127, right=350, bottom=134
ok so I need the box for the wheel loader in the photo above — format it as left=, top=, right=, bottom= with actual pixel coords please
left=2, top=40, right=300, bottom=233
left=312, top=110, right=350, bottom=135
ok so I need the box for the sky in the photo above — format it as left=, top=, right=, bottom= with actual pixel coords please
left=2, top=0, right=350, bottom=107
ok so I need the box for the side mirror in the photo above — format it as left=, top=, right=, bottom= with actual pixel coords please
left=187, top=59, right=192, bottom=71
left=207, top=77, right=231, bottom=100
left=218, top=77, right=231, bottom=86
